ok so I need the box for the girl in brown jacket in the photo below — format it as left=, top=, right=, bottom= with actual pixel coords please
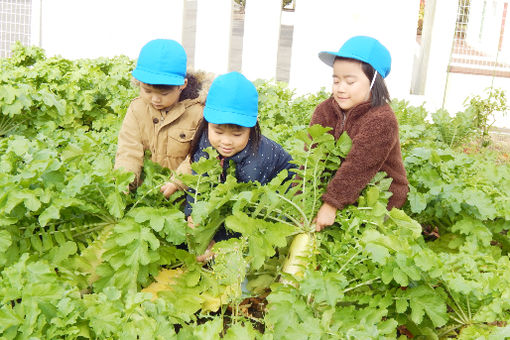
left=312, top=36, right=409, bottom=231
left=114, top=39, right=213, bottom=189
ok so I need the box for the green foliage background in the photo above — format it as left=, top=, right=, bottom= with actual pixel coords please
left=1, top=44, right=510, bottom=339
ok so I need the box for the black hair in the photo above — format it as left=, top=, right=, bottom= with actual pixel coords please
left=334, top=57, right=391, bottom=107
left=141, top=73, right=201, bottom=101
left=361, top=62, right=391, bottom=107
left=189, top=118, right=262, bottom=161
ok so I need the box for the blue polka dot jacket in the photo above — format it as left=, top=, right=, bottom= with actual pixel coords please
left=184, top=130, right=295, bottom=216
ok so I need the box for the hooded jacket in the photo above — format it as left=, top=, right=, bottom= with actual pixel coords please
left=114, top=70, right=214, bottom=185
left=310, top=96, right=409, bottom=210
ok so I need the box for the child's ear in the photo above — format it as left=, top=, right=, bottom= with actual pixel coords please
left=180, top=78, right=188, bottom=90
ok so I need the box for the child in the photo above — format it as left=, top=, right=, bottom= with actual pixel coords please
left=161, top=71, right=295, bottom=260
left=312, top=35, right=409, bottom=231
left=114, top=39, right=212, bottom=189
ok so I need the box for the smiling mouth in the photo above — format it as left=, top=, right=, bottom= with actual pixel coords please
left=219, top=147, right=233, bottom=154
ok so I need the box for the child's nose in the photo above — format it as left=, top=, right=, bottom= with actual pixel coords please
left=335, top=83, right=346, bottom=92
left=221, top=136, right=233, bottom=145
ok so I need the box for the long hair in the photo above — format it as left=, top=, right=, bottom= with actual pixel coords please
left=189, top=119, right=262, bottom=162
left=360, top=61, right=391, bottom=107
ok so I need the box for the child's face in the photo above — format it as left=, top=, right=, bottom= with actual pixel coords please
left=332, top=59, right=371, bottom=111
left=139, top=82, right=183, bottom=111
left=207, top=123, right=251, bottom=158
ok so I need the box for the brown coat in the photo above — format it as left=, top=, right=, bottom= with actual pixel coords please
left=310, top=96, right=409, bottom=210
left=114, top=71, right=214, bottom=184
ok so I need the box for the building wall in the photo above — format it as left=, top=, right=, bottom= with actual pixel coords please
left=0, top=0, right=508, bottom=127
left=38, top=0, right=184, bottom=60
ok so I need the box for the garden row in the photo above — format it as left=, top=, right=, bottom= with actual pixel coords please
left=0, top=43, right=509, bottom=339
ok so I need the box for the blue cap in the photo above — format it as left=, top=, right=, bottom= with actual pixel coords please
left=203, top=72, right=258, bottom=128
left=132, top=39, right=187, bottom=85
left=318, top=36, right=391, bottom=78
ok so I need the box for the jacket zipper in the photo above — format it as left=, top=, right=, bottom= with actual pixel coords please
left=341, top=111, right=346, bottom=131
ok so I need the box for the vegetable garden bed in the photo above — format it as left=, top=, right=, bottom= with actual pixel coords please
left=1, top=44, right=510, bottom=339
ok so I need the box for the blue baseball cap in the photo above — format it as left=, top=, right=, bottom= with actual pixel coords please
left=318, top=36, right=391, bottom=78
left=203, top=72, right=258, bottom=128
left=132, top=39, right=187, bottom=85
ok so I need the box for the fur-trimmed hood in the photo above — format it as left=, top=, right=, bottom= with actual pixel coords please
left=180, top=68, right=215, bottom=104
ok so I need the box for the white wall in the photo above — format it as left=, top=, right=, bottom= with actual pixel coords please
left=39, top=0, right=184, bottom=60
left=31, top=0, right=510, bottom=128
left=241, top=0, right=281, bottom=81
left=194, top=0, right=232, bottom=74
left=288, top=0, right=421, bottom=99
left=444, top=72, right=510, bottom=128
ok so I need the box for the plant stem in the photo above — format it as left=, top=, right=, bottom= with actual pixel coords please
left=275, top=192, right=310, bottom=228
left=343, top=277, right=380, bottom=293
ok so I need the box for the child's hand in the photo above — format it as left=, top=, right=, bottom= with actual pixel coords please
left=313, top=202, right=337, bottom=231
left=160, top=182, right=179, bottom=198
left=185, top=217, right=215, bottom=262
left=196, top=240, right=215, bottom=262
left=186, top=216, right=195, bottom=229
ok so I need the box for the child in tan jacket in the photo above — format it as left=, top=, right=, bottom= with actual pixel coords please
left=114, top=39, right=212, bottom=189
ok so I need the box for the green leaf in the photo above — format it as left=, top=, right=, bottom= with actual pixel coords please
left=337, top=131, right=353, bottom=157
left=408, top=186, right=427, bottom=213
left=451, top=217, right=492, bottom=246
left=0, top=305, right=22, bottom=332
left=106, top=191, right=124, bottom=219
left=0, top=84, right=16, bottom=104
left=462, top=188, right=498, bottom=219
left=191, top=318, right=223, bottom=339
left=223, top=322, right=258, bottom=340
left=388, top=209, right=422, bottom=239
left=226, top=211, right=296, bottom=269
left=4, top=190, right=41, bottom=213
left=406, top=286, right=448, bottom=327
left=0, top=230, right=12, bottom=252
left=300, top=271, right=346, bottom=307
left=50, top=241, right=77, bottom=264
left=38, top=88, right=66, bottom=117
left=38, top=204, right=61, bottom=228
left=393, top=267, right=409, bottom=286
left=130, top=207, right=187, bottom=244
left=396, top=297, right=408, bottom=313
left=364, top=243, right=390, bottom=265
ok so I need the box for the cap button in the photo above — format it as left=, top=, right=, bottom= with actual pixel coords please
left=153, top=118, right=159, bottom=124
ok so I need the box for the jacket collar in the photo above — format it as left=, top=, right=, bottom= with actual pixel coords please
left=148, top=100, right=187, bottom=128
left=328, top=95, right=372, bottom=120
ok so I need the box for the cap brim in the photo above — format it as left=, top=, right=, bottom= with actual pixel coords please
left=203, top=106, right=257, bottom=128
left=318, top=51, right=338, bottom=67
left=132, top=69, right=185, bottom=85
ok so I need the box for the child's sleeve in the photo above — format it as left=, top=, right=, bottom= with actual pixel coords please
left=114, top=104, right=145, bottom=184
left=171, top=155, right=193, bottom=190
left=322, top=110, right=399, bottom=210
left=270, top=142, right=297, bottom=182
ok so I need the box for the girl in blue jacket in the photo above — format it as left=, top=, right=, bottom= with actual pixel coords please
left=161, top=71, right=295, bottom=260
